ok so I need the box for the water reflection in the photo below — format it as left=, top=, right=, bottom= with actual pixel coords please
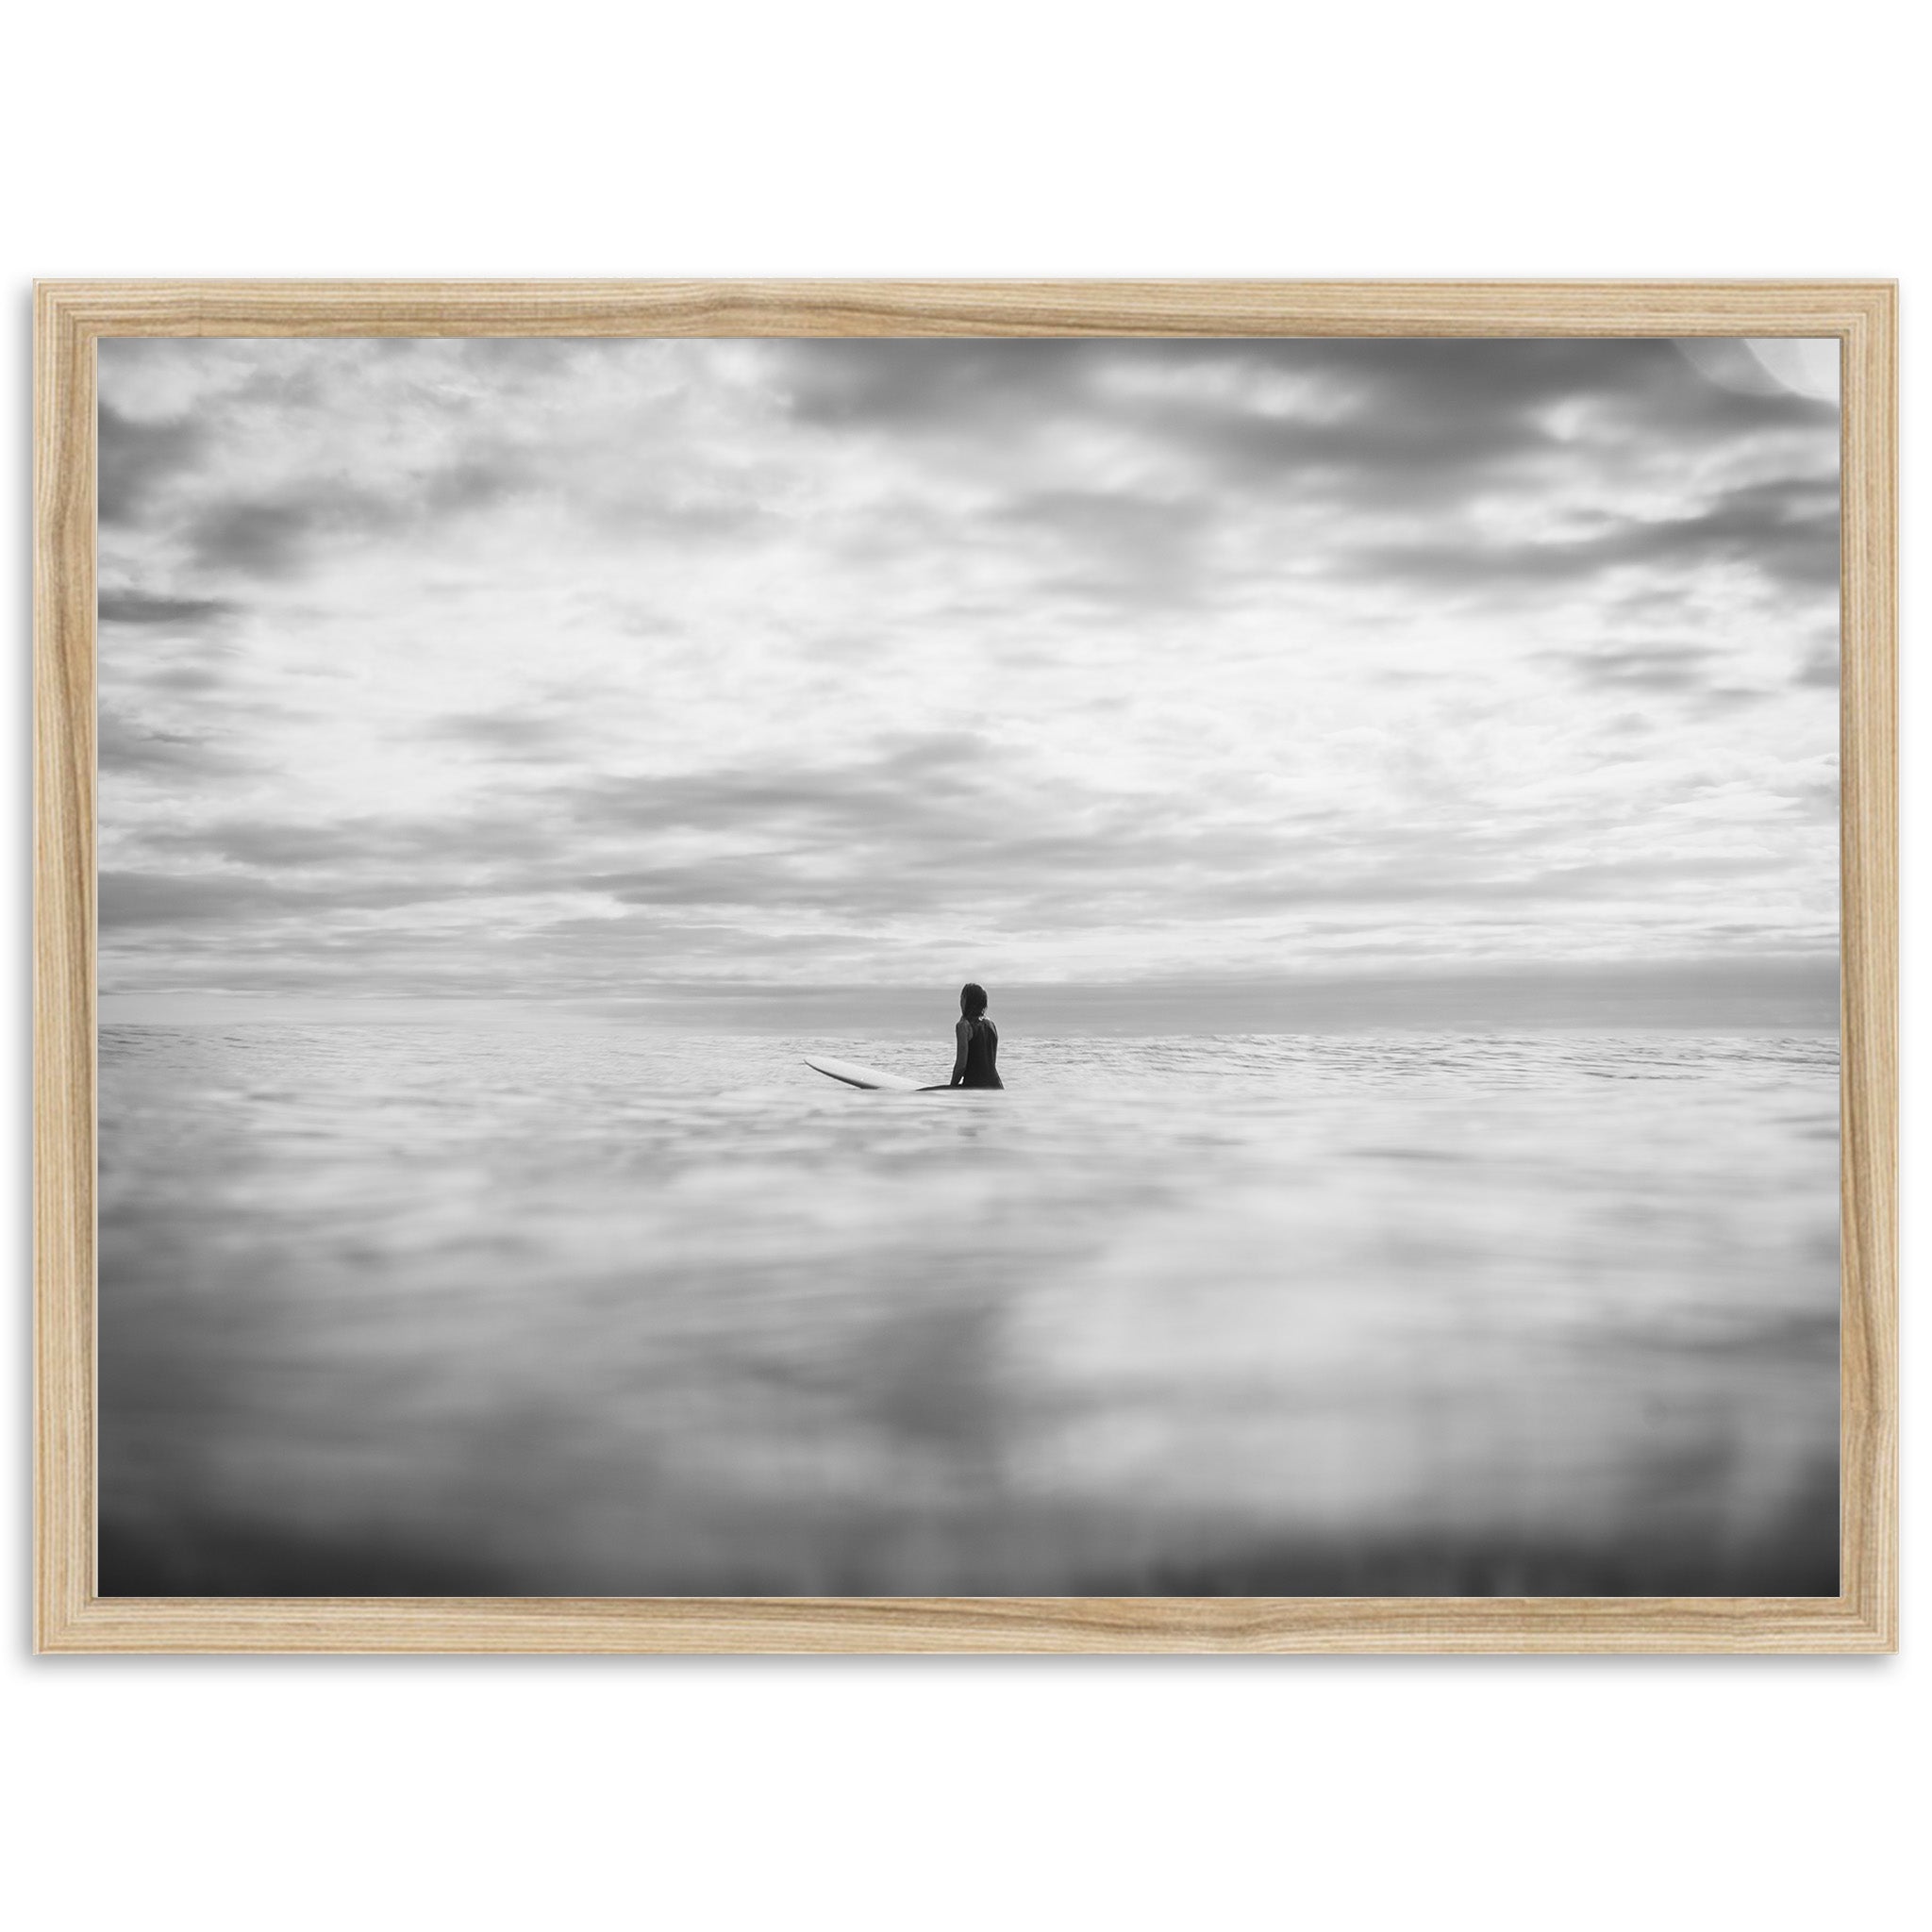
left=99, top=1025, right=1840, bottom=1595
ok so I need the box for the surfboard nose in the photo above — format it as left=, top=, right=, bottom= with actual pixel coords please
left=804, top=1055, right=920, bottom=1091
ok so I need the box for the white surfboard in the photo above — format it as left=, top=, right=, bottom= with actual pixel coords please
left=804, top=1055, right=921, bottom=1091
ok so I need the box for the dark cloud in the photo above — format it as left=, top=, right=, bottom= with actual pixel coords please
left=138, top=666, right=231, bottom=695
left=187, top=498, right=332, bottom=579
left=178, top=462, right=525, bottom=579
left=777, top=338, right=1834, bottom=505
left=1345, top=474, right=1840, bottom=601
left=1769, top=774, right=1839, bottom=819
left=101, top=871, right=308, bottom=927
left=1557, top=644, right=1723, bottom=693
left=158, top=821, right=391, bottom=870
left=423, top=713, right=572, bottom=760
left=769, top=340, right=1842, bottom=637
left=99, top=866, right=471, bottom=929
left=418, top=457, right=524, bottom=515
left=551, top=733, right=1012, bottom=891
left=586, top=859, right=862, bottom=911
left=99, top=591, right=235, bottom=626
left=776, top=339, right=1107, bottom=433
left=990, top=488, right=1219, bottom=610
left=98, top=710, right=257, bottom=780
left=440, top=338, right=607, bottom=387
left=97, top=405, right=204, bottom=525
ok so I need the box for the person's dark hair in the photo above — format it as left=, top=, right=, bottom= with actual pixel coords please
left=960, top=983, right=988, bottom=1017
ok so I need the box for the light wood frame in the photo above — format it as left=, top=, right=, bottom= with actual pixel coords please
left=34, top=281, right=1898, bottom=1654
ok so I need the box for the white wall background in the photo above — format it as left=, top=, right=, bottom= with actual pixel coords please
left=3, top=6, right=1921, bottom=1926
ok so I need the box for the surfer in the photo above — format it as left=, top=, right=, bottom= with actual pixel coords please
left=949, top=983, right=1004, bottom=1089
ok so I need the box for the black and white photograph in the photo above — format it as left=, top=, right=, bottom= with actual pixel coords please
left=95, top=331, right=1843, bottom=1599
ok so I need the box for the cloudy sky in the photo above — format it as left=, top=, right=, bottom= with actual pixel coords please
left=97, top=334, right=1840, bottom=1030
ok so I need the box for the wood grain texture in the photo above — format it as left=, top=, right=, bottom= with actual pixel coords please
left=1836, top=292, right=1900, bottom=1655
left=26, top=278, right=1903, bottom=340
left=32, top=281, right=1899, bottom=1655
left=34, top=285, right=98, bottom=1658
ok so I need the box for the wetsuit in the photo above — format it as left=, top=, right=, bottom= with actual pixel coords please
left=958, top=1016, right=1004, bottom=1089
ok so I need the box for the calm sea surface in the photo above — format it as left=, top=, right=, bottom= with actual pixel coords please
left=99, top=1024, right=1840, bottom=1595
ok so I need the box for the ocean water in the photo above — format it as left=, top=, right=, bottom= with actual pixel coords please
left=97, top=1024, right=1840, bottom=1596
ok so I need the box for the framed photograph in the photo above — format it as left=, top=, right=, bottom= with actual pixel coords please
left=34, top=281, right=1896, bottom=1653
